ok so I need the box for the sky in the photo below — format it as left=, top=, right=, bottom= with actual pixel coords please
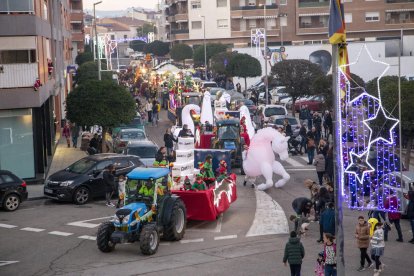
left=83, top=0, right=159, bottom=11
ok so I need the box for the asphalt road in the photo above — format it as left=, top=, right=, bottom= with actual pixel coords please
left=2, top=160, right=414, bottom=276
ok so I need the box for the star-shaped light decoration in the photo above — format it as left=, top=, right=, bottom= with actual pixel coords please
left=363, top=106, right=399, bottom=145
left=345, top=150, right=375, bottom=183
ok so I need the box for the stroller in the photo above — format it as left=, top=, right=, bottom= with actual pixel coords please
left=288, top=135, right=302, bottom=155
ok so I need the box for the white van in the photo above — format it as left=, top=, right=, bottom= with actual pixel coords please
left=257, top=104, right=288, bottom=127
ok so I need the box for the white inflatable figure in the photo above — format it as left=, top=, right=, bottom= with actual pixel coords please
left=242, top=127, right=290, bottom=191
left=214, top=90, right=228, bottom=120
left=172, top=104, right=200, bottom=139
left=239, top=105, right=255, bottom=140
left=200, top=91, right=213, bottom=124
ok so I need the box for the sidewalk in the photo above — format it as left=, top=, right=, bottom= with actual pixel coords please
left=145, top=109, right=174, bottom=147
left=27, top=137, right=86, bottom=200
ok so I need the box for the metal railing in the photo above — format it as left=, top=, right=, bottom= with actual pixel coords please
left=171, top=29, right=189, bottom=34
left=0, top=0, right=34, bottom=14
left=231, top=4, right=278, bottom=10
left=0, top=63, right=38, bottom=89
left=298, top=1, right=330, bottom=8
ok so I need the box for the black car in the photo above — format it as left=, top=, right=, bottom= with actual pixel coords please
left=44, top=154, right=143, bottom=205
left=0, top=170, right=28, bottom=211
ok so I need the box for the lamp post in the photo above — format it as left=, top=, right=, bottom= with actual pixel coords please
left=260, top=4, right=269, bottom=105
left=94, top=1, right=103, bottom=81
left=200, top=15, right=207, bottom=80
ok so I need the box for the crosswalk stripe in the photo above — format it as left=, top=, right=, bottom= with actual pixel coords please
left=48, top=231, right=73, bottom=237
left=0, top=223, right=17, bottom=229
left=284, top=158, right=305, bottom=167
left=78, top=235, right=96, bottom=241
left=180, top=238, right=204, bottom=244
left=214, top=235, right=237, bottom=240
left=21, top=227, right=45, bottom=232
left=299, top=156, right=309, bottom=163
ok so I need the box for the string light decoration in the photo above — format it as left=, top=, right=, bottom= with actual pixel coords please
left=337, top=44, right=403, bottom=212
left=250, top=28, right=266, bottom=57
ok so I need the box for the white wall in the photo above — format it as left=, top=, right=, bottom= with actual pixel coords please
left=188, top=0, right=231, bottom=40
left=233, top=41, right=414, bottom=88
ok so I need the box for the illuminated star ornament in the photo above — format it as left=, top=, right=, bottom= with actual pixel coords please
left=344, top=150, right=375, bottom=183
left=363, top=106, right=399, bottom=145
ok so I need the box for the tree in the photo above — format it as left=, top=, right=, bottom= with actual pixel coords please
left=66, top=80, right=136, bottom=152
left=170, top=44, right=193, bottom=65
left=312, top=73, right=365, bottom=110
left=75, top=61, right=112, bottom=84
left=129, top=40, right=146, bottom=52
left=75, top=51, right=93, bottom=66
left=136, top=23, right=156, bottom=37
left=210, top=51, right=236, bottom=76
left=366, top=76, right=414, bottom=169
left=193, top=43, right=228, bottom=67
left=227, top=53, right=262, bottom=92
left=144, top=40, right=170, bottom=56
left=271, top=59, right=324, bottom=115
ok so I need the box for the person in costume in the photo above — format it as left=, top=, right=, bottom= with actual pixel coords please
left=139, top=180, right=154, bottom=197
left=203, top=155, right=215, bottom=179
left=192, top=174, right=207, bottom=191
left=183, top=176, right=192, bottom=191
left=217, top=160, right=228, bottom=182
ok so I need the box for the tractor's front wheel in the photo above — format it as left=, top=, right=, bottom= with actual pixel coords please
left=140, top=224, right=160, bottom=255
left=97, top=221, right=116, bottom=253
left=163, top=199, right=186, bottom=241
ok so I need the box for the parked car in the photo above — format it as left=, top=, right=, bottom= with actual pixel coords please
left=125, top=140, right=159, bottom=167
left=294, top=95, right=325, bottom=112
left=0, top=170, right=28, bottom=211
left=44, top=154, right=143, bottom=205
left=200, top=81, right=218, bottom=92
left=113, top=128, right=147, bottom=153
left=112, top=115, right=145, bottom=137
left=380, top=171, right=414, bottom=214
left=266, top=116, right=301, bottom=137
left=233, top=99, right=257, bottom=115
left=258, top=105, right=288, bottom=126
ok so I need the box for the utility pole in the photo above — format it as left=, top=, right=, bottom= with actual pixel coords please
left=93, top=1, right=102, bottom=81
left=200, top=15, right=207, bottom=81
left=262, top=4, right=268, bottom=105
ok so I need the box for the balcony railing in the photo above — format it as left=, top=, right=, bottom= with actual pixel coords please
left=171, top=29, right=189, bottom=34
left=386, top=0, right=414, bottom=3
left=386, top=18, right=414, bottom=24
left=298, top=1, right=330, bottom=8
left=231, top=4, right=278, bottom=10
left=299, top=22, right=328, bottom=28
left=0, top=0, right=34, bottom=14
left=0, top=63, right=38, bottom=89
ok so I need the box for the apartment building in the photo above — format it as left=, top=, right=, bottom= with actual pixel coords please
left=69, top=0, right=84, bottom=62
left=0, top=0, right=73, bottom=181
left=165, top=0, right=414, bottom=47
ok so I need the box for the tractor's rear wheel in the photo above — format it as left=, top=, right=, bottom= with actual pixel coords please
left=163, top=199, right=186, bottom=241
left=140, top=224, right=159, bottom=255
left=97, top=221, right=116, bottom=252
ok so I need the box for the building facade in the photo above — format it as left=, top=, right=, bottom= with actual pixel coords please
left=70, top=0, right=84, bottom=63
left=0, top=0, right=72, bottom=181
left=165, top=0, right=414, bottom=47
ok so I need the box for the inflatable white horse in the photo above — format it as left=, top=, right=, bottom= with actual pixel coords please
left=239, top=105, right=255, bottom=140
left=242, top=127, right=290, bottom=190
left=200, top=91, right=213, bottom=124
left=172, top=104, right=200, bottom=139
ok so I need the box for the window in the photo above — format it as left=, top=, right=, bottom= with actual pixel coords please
left=191, top=0, right=201, bottom=9
left=110, top=34, right=115, bottom=40
left=43, top=0, right=48, bottom=20
left=345, top=13, right=353, bottom=23
left=217, top=19, right=229, bottom=28
left=0, top=50, right=36, bottom=64
left=249, top=19, right=256, bottom=28
left=217, top=0, right=227, bottom=7
left=113, top=159, right=130, bottom=169
left=280, top=0, right=287, bottom=5
left=0, top=174, right=15, bottom=184
left=248, top=0, right=256, bottom=6
left=191, top=20, right=202, bottom=29
left=267, top=18, right=276, bottom=27
left=0, top=0, right=35, bottom=13
left=365, top=12, right=380, bottom=22
left=95, top=160, right=113, bottom=171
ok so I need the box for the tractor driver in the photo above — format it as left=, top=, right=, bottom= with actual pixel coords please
left=138, top=179, right=155, bottom=197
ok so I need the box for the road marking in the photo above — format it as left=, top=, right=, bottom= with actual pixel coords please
left=78, top=235, right=96, bottom=241
left=180, top=238, right=204, bottom=244
left=284, top=158, right=305, bottom=167
left=48, top=231, right=73, bottom=237
left=0, top=223, right=17, bottom=229
left=21, top=227, right=45, bottom=232
left=299, top=156, right=309, bottom=163
left=286, top=168, right=315, bottom=171
left=0, top=261, right=19, bottom=267
left=246, top=190, right=289, bottom=237
left=214, top=235, right=237, bottom=240
left=67, top=216, right=112, bottom=228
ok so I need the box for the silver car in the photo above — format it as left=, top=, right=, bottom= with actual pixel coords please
left=125, top=140, right=159, bottom=167
left=381, top=171, right=414, bottom=213
left=113, top=128, right=147, bottom=153
left=265, top=116, right=301, bottom=137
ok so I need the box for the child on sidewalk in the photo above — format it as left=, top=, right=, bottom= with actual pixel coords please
left=116, top=175, right=126, bottom=208
left=289, top=214, right=310, bottom=237
left=314, top=251, right=324, bottom=276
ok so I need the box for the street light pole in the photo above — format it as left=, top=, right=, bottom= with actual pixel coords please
left=201, top=15, right=207, bottom=80
left=93, top=1, right=103, bottom=81
left=263, top=4, right=268, bottom=105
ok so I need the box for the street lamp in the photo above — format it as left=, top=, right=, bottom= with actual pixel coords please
left=279, top=13, right=288, bottom=47
left=200, top=15, right=207, bottom=80
left=94, top=1, right=103, bottom=81
left=259, top=4, right=269, bottom=105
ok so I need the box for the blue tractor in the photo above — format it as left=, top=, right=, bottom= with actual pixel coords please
left=96, top=168, right=186, bottom=255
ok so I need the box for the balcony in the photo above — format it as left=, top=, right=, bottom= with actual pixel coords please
left=70, top=12, right=83, bottom=23
left=385, top=11, right=414, bottom=24
left=299, top=22, right=328, bottom=28
left=0, top=63, right=38, bottom=89
left=298, top=0, right=330, bottom=8
left=171, top=28, right=189, bottom=34
left=231, top=4, right=278, bottom=10
left=175, top=13, right=188, bottom=22
left=0, top=0, right=34, bottom=14
left=175, top=33, right=189, bottom=40
left=386, top=0, right=414, bottom=3
left=72, top=32, right=84, bottom=42
left=231, top=29, right=280, bottom=37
